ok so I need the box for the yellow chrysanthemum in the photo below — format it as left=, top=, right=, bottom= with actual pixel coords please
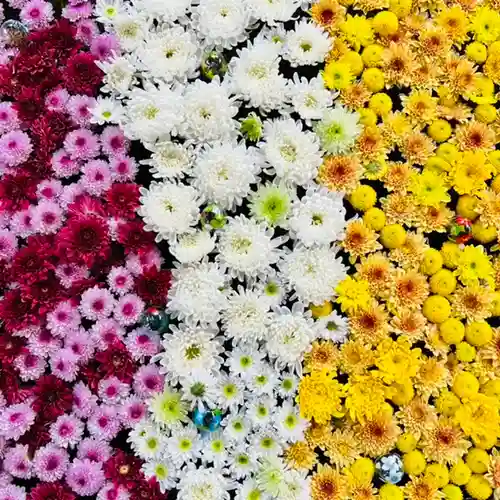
left=311, top=464, right=349, bottom=500
left=284, top=441, right=318, bottom=470
left=455, top=245, right=494, bottom=287
left=409, top=170, right=451, bottom=207
left=336, top=277, right=372, bottom=313
left=375, top=337, right=422, bottom=384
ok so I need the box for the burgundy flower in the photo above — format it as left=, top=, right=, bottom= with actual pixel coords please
left=29, top=482, right=76, bottom=500
left=22, top=152, right=53, bottom=180
left=63, top=52, right=103, bottom=96
left=135, top=267, right=172, bottom=305
left=67, top=195, right=106, bottom=219
left=0, top=363, right=21, bottom=404
left=31, top=111, right=74, bottom=154
left=104, top=450, right=142, bottom=488
left=96, top=341, right=136, bottom=383
left=0, top=288, right=39, bottom=332
left=13, top=86, right=46, bottom=123
left=12, top=46, right=61, bottom=93
left=11, top=235, right=56, bottom=285
left=0, top=333, right=24, bottom=365
left=32, top=374, right=74, bottom=419
left=105, top=183, right=140, bottom=219
left=19, top=416, right=51, bottom=451
left=131, top=478, right=168, bottom=500
left=116, top=221, right=155, bottom=255
left=56, top=215, right=110, bottom=267
left=0, top=172, right=38, bottom=213
left=21, top=274, right=65, bottom=318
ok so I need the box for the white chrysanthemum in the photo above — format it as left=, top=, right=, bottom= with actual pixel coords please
left=122, top=84, right=183, bottom=142
left=222, top=287, right=271, bottom=344
left=180, top=370, right=219, bottom=410
left=228, top=449, right=258, bottom=480
left=289, top=187, right=346, bottom=246
left=167, top=260, right=228, bottom=326
left=138, top=27, right=199, bottom=82
left=217, top=375, right=245, bottom=411
left=283, top=21, right=331, bottom=67
left=94, top=0, right=124, bottom=24
left=226, top=345, right=265, bottom=378
left=254, top=24, right=288, bottom=49
left=278, top=245, right=346, bottom=305
left=273, top=402, right=308, bottom=442
left=201, top=431, right=230, bottom=468
left=265, top=306, right=316, bottom=369
left=128, top=421, right=166, bottom=460
left=110, top=10, right=149, bottom=51
left=255, top=457, right=289, bottom=497
left=314, top=106, right=362, bottom=155
left=142, top=141, right=193, bottom=180
left=229, top=40, right=288, bottom=113
left=222, top=412, right=251, bottom=443
left=91, top=97, right=124, bottom=125
left=235, top=479, right=267, bottom=500
left=260, top=118, right=322, bottom=186
left=177, top=466, right=232, bottom=500
left=314, top=311, right=349, bottom=343
left=192, top=142, right=262, bottom=210
left=289, top=75, right=334, bottom=123
left=142, top=459, right=178, bottom=493
left=244, top=0, right=302, bottom=24
left=216, top=215, right=286, bottom=280
left=276, top=372, right=299, bottom=399
left=249, top=428, right=283, bottom=460
left=253, top=273, right=287, bottom=308
left=192, top=0, right=252, bottom=49
left=97, top=55, right=137, bottom=96
left=158, top=324, right=223, bottom=380
left=179, top=79, right=238, bottom=143
left=169, top=230, right=215, bottom=264
left=132, top=0, right=191, bottom=23
left=280, top=471, right=310, bottom=500
left=246, top=397, right=275, bottom=428
left=247, top=364, right=279, bottom=396
left=167, top=424, right=202, bottom=467
left=138, top=182, right=200, bottom=240
left=248, top=182, right=294, bottom=228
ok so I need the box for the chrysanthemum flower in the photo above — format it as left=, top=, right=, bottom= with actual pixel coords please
left=311, top=464, right=348, bottom=500
left=354, top=411, right=400, bottom=457
left=317, top=154, right=363, bottom=193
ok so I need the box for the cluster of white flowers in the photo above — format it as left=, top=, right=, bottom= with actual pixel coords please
left=92, top=0, right=362, bottom=497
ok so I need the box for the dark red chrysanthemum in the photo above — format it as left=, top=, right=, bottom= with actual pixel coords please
left=0, top=288, right=39, bottom=332
left=67, top=195, right=106, bottom=219
left=13, top=86, right=45, bottom=123
left=135, top=267, right=172, bottom=305
left=11, top=235, right=56, bottom=284
left=96, top=341, right=136, bottom=383
left=0, top=172, right=38, bottom=213
left=0, top=363, right=21, bottom=404
left=0, top=333, right=24, bottom=365
left=19, top=416, right=51, bottom=451
left=31, top=111, right=74, bottom=154
left=29, top=482, right=76, bottom=500
left=62, top=52, right=103, bottom=96
left=12, top=46, right=61, bottom=93
left=106, top=183, right=140, bottom=219
left=56, top=215, right=110, bottom=267
left=130, top=478, right=168, bottom=500
left=116, top=221, right=155, bottom=255
left=21, top=274, right=65, bottom=317
left=104, top=450, right=142, bottom=488
left=32, top=374, right=74, bottom=419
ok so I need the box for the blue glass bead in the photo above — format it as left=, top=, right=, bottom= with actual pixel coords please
left=375, top=453, right=404, bottom=484
left=140, top=307, right=169, bottom=333
left=1, top=20, right=28, bottom=46
left=193, top=407, right=223, bottom=432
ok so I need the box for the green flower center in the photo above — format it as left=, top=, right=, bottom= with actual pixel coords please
left=238, top=454, right=249, bottom=465
left=180, top=439, right=192, bottom=451
left=143, top=105, right=159, bottom=120
left=155, top=465, right=167, bottom=479
left=285, top=415, right=297, bottom=428
left=185, top=344, right=201, bottom=360
left=146, top=438, right=158, bottom=450
left=300, top=41, right=312, bottom=52
left=190, top=382, right=206, bottom=397
left=240, top=356, right=252, bottom=367
left=312, top=214, right=324, bottom=225
left=224, top=384, right=236, bottom=397
left=280, top=143, right=298, bottom=162
left=211, top=440, right=223, bottom=452
left=282, top=379, right=293, bottom=391
left=327, top=321, right=338, bottom=331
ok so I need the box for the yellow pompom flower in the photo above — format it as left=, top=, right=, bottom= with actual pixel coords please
left=339, top=50, right=364, bottom=76
left=340, top=14, right=374, bottom=50
left=379, top=483, right=404, bottom=500
left=369, top=92, right=392, bottom=116
left=362, top=44, right=384, bottom=67
left=440, top=318, right=465, bottom=345
left=362, top=67, right=385, bottom=92
left=466, top=42, right=488, bottom=63
left=456, top=342, right=477, bottom=363
left=372, top=11, right=398, bottom=36
left=298, top=370, right=345, bottom=424
left=453, top=372, right=480, bottom=399
left=441, top=242, right=461, bottom=269
left=435, top=390, right=461, bottom=417
left=421, top=249, right=443, bottom=276
left=403, top=450, right=426, bottom=475
left=467, top=448, right=490, bottom=474
left=397, top=433, right=417, bottom=453
left=363, top=207, right=386, bottom=231
left=456, top=195, right=479, bottom=220
left=450, top=460, right=472, bottom=486
left=465, top=321, right=493, bottom=347
left=423, top=295, right=451, bottom=324
left=336, top=277, right=371, bottom=313
left=470, top=7, right=500, bottom=45
left=471, top=221, right=497, bottom=244
left=425, top=463, right=449, bottom=488
left=310, top=300, right=333, bottom=319
left=349, top=457, right=376, bottom=484
left=475, top=104, right=497, bottom=124
left=430, top=269, right=457, bottom=296
left=442, top=484, right=463, bottom=500
left=323, top=60, right=353, bottom=90
left=428, top=119, right=452, bottom=143
left=466, top=474, right=493, bottom=500
left=380, top=224, right=407, bottom=249
left=348, top=184, right=377, bottom=211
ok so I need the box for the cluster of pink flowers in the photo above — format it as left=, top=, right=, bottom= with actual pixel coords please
left=0, top=6, right=171, bottom=500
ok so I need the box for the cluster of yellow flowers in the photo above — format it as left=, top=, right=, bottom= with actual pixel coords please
left=290, top=0, right=500, bottom=499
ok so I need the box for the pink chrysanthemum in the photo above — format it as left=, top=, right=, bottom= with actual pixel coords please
left=90, top=34, right=120, bottom=61
left=54, top=263, right=89, bottom=288
left=109, top=156, right=137, bottom=182
left=45, top=89, right=70, bottom=112
left=51, top=149, right=81, bottom=178
left=59, top=184, right=86, bottom=209
left=77, top=438, right=112, bottom=464
left=66, top=459, right=105, bottom=497
left=81, top=159, right=112, bottom=195
left=13, top=352, right=46, bottom=381
left=87, top=406, right=121, bottom=441
left=100, top=126, right=128, bottom=158
left=63, top=129, right=100, bottom=161
left=125, top=248, right=162, bottom=276
left=75, top=18, right=99, bottom=45
left=33, top=445, right=69, bottom=482
left=66, top=95, right=96, bottom=127
left=4, top=444, right=32, bottom=479
left=91, top=319, right=125, bottom=351
left=133, top=365, right=165, bottom=398
left=37, top=179, right=63, bottom=201
left=107, top=266, right=133, bottom=296
left=0, top=402, right=35, bottom=440
left=0, top=103, right=20, bottom=135
left=20, top=0, right=54, bottom=28
left=32, top=200, right=64, bottom=235
left=50, top=414, right=84, bottom=448
left=49, top=348, right=80, bottom=382
left=120, top=396, right=146, bottom=428
left=62, top=1, right=93, bottom=21
left=114, top=294, right=144, bottom=326
left=46, top=301, right=82, bottom=338
left=72, top=382, right=98, bottom=419
left=125, top=328, right=161, bottom=361
left=6, top=208, right=33, bottom=238
left=0, top=131, right=32, bottom=167
left=80, top=286, right=115, bottom=321
left=64, top=329, right=95, bottom=363
left=0, top=229, right=17, bottom=261
left=0, top=484, right=27, bottom=500
left=26, top=329, right=61, bottom=358
left=97, top=483, right=131, bottom=500
left=98, top=376, right=130, bottom=405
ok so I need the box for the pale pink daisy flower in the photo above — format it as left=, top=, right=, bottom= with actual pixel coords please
left=3, top=445, right=32, bottom=479
left=0, top=484, right=27, bottom=500
left=37, top=179, right=63, bottom=200
left=63, top=129, right=100, bottom=161
left=0, top=229, right=17, bottom=261
left=73, top=382, right=98, bottom=419
left=33, top=445, right=69, bottom=482
left=46, top=301, right=81, bottom=337
left=114, top=294, right=144, bottom=326
left=51, top=149, right=81, bottom=178
left=133, top=365, right=165, bottom=398
left=120, top=397, right=146, bottom=427
left=125, top=248, right=162, bottom=276
left=107, top=266, right=134, bottom=295
left=80, top=286, right=115, bottom=321
left=45, top=88, right=70, bottom=112
left=77, top=438, right=112, bottom=464
left=100, top=126, right=128, bottom=158
left=0, top=131, right=32, bottom=167
left=0, top=102, right=20, bottom=134
left=66, top=459, right=105, bottom=497
left=50, top=414, right=84, bottom=448
left=62, top=1, right=93, bottom=21
left=90, top=318, right=125, bottom=351
left=55, top=263, right=89, bottom=288
left=26, top=329, right=61, bottom=358
left=97, top=483, right=131, bottom=500
left=75, top=19, right=99, bottom=45
left=13, top=352, right=45, bottom=381
left=32, top=200, right=64, bottom=235
left=0, top=403, right=35, bottom=440
left=59, top=183, right=86, bottom=209
left=91, top=34, right=120, bottom=61
left=49, top=348, right=80, bottom=382
left=20, top=0, right=54, bottom=28
left=109, top=156, right=137, bottom=182
left=64, top=329, right=95, bottom=363
left=66, top=95, right=96, bottom=127
left=98, top=376, right=130, bottom=404
left=125, top=328, right=161, bottom=361
left=87, top=406, right=121, bottom=441
left=81, top=159, right=112, bottom=196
